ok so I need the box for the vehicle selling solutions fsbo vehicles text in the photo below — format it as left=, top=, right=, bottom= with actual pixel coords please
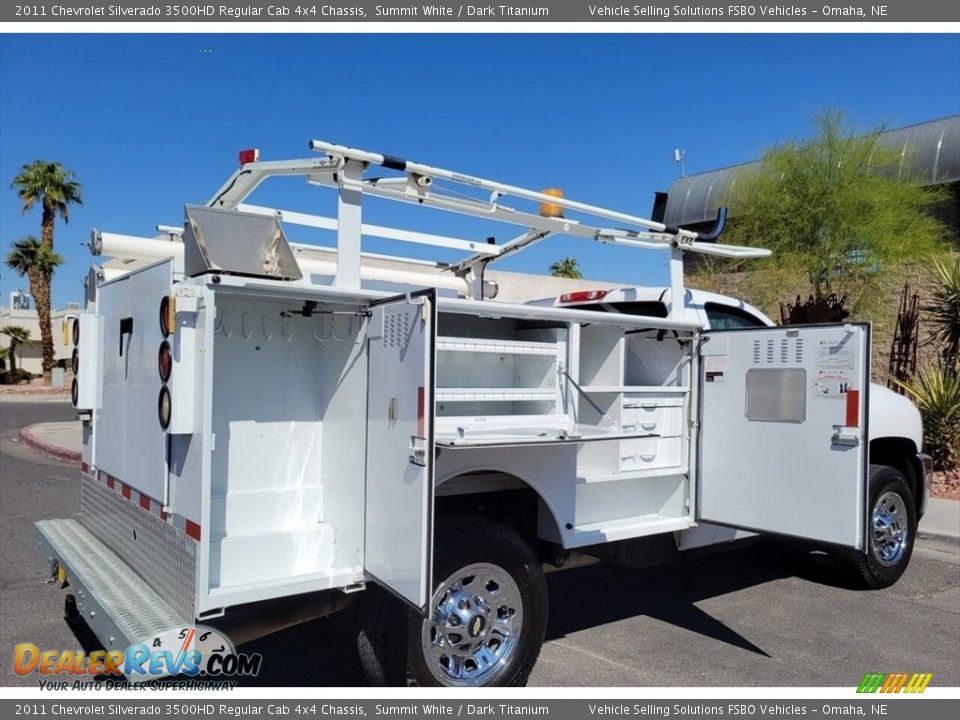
left=586, top=5, right=882, bottom=17
left=587, top=5, right=810, bottom=17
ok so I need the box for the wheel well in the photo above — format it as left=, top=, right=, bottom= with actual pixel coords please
left=870, top=437, right=922, bottom=512
left=434, top=474, right=562, bottom=558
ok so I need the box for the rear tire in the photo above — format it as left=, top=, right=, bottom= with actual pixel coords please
left=358, top=516, right=548, bottom=687
left=833, top=464, right=916, bottom=589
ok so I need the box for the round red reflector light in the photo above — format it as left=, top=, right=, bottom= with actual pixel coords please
left=158, top=341, right=172, bottom=382
left=159, top=296, right=171, bottom=337
left=71, top=348, right=80, bottom=375
left=71, top=378, right=79, bottom=407
left=72, top=319, right=80, bottom=347
left=158, top=386, right=172, bottom=429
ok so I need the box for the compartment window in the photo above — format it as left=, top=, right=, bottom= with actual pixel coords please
left=745, top=368, right=807, bottom=423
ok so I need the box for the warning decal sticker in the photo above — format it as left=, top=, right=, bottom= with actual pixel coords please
left=814, top=336, right=855, bottom=399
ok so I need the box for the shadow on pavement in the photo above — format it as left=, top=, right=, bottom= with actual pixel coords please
left=57, top=539, right=840, bottom=687
left=541, top=539, right=834, bottom=658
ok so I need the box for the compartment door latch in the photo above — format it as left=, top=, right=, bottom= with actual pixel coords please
left=409, top=436, right=427, bottom=466
left=831, top=425, right=861, bottom=447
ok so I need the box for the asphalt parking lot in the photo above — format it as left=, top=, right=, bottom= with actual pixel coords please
left=1, top=398, right=958, bottom=688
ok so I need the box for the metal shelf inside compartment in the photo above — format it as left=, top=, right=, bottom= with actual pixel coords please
left=435, top=388, right=558, bottom=402
left=437, top=336, right=559, bottom=356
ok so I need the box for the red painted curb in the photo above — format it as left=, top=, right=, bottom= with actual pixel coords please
left=17, top=424, right=82, bottom=464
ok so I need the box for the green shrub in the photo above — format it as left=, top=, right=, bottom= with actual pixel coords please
left=0, top=368, right=32, bottom=385
left=896, top=365, right=960, bottom=470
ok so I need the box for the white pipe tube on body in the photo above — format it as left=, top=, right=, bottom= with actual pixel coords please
left=93, top=232, right=471, bottom=294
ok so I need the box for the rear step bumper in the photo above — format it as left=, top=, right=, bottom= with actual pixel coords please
left=35, top=519, right=188, bottom=652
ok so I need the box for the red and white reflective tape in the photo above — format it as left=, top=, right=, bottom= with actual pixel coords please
left=90, top=468, right=200, bottom=541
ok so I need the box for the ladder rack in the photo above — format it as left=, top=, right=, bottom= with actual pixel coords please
left=103, top=138, right=772, bottom=318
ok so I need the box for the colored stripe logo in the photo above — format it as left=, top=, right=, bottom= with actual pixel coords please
left=857, top=672, right=932, bottom=693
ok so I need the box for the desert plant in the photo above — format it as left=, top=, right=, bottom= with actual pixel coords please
left=1, top=325, right=32, bottom=374
left=549, top=257, right=582, bottom=279
left=895, top=365, right=960, bottom=470
left=925, top=254, right=960, bottom=375
left=690, top=111, right=950, bottom=322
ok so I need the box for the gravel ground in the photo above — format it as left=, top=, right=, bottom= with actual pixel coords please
left=933, top=468, right=960, bottom=501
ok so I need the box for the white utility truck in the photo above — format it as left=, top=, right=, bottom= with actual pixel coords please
left=37, top=140, right=930, bottom=687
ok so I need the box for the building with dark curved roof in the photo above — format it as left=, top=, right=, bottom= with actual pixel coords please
left=659, top=116, right=960, bottom=237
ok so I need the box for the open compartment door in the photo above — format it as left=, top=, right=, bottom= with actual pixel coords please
left=364, top=289, right=436, bottom=611
left=698, top=324, right=869, bottom=549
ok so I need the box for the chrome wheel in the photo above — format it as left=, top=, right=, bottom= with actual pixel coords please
left=421, top=562, right=523, bottom=686
left=871, top=490, right=909, bottom=568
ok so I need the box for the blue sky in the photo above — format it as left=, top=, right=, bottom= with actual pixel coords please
left=1, top=33, right=958, bottom=308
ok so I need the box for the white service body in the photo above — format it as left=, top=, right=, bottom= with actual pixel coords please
left=32, top=140, right=925, bottom=684
left=65, top=262, right=872, bottom=622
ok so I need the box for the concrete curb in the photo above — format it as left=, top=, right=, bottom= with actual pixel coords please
left=917, top=529, right=960, bottom=550
left=917, top=497, right=960, bottom=550
left=17, top=424, right=82, bottom=464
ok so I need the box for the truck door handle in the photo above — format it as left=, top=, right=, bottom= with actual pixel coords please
left=119, top=317, right=133, bottom=356
left=832, top=425, right=861, bottom=447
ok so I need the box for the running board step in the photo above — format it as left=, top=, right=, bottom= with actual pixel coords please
left=35, top=518, right=188, bottom=652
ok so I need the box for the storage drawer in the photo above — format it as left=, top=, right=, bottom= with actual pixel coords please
left=619, top=436, right=682, bottom=472
left=621, top=405, right=683, bottom=437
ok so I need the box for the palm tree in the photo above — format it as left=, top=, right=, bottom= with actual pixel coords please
left=5, top=237, right=63, bottom=384
left=1, top=326, right=32, bottom=375
left=550, top=257, right=582, bottom=279
left=11, top=160, right=83, bottom=250
left=11, top=161, right=81, bottom=385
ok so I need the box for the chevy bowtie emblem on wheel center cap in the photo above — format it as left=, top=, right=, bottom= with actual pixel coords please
left=468, top=615, right=486, bottom=638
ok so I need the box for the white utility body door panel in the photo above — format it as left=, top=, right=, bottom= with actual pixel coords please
left=698, top=324, right=869, bottom=549
left=364, top=289, right=436, bottom=611
left=93, top=260, right=173, bottom=505
left=121, top=261, right=174, bottom=505
left=95, top=275, right=130, bottom=480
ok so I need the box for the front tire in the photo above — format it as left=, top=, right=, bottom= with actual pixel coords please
left=833, top=464, right=916, bottom=589
left=358, top=516, right=548, bottom=687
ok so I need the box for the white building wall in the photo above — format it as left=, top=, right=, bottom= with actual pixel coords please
left=0, top=304, right=79, bottom=375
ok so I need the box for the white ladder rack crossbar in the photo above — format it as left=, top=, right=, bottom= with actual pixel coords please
left=194, top=138, right=772, bottom=312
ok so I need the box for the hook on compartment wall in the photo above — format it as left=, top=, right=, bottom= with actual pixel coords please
left=314, top=316, right=331, bottom=344
left=330, top=314, right=354, bottom=342
left=280, top=313, right=294, bottom=343
left=214, top=310, right=232, bottom=339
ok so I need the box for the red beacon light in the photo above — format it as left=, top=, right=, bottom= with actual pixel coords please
left=559, top=289, right=609, bottom=304
left=238, top=148, right=260, bottom=165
